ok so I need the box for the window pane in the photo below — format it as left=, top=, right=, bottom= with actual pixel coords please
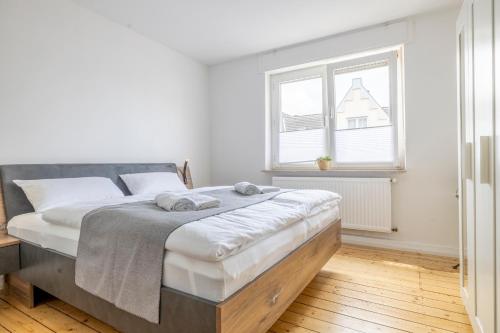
left=347, top=119, right=356, bottom=129
left=279, top=77, right=326, bottom=164
left=334, top=63, right=393, bottom=163
left=359, top=117, right=367, bottom=128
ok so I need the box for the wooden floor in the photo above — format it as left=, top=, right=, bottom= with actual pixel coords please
left=0, top=244, right=471, bottom=333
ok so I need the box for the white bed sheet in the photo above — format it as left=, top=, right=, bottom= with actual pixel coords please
left=39, top=187, right=341, bottom=262
left=8, top=205, right=339, bottom=301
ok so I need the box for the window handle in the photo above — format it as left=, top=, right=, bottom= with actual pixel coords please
left=480, top=136, right=491, bottom=185
left=465, top=142, right=473, bottom=180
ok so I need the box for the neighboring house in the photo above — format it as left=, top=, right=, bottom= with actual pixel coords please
left=335, top=78, right=390, bottom=130
left=280, top=78, right=390, bottom=132
left=281, top=113, right=323, bottom=132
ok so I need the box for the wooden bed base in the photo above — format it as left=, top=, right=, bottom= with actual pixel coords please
left=8, top=219, right=341, bottom=333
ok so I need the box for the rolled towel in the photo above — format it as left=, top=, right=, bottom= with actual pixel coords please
left=234, top=182, right=261, bottom=195
left=234, top=182, right=281, bottom=195
left=260, top=186, right=281, bottom=194
left=156, top=192, right=220, bottom=211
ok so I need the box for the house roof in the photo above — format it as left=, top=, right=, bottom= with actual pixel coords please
left=282, top=113, right=324, bottom=132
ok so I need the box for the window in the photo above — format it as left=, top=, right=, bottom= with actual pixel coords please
left=347, top=117, right=368, bottom=129
left=269, top=48, right=404, bottom=170
left=275, top=67, right=327, bottom=164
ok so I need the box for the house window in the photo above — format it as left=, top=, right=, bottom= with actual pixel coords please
left=347, top=117, right=368, bottom=129
left=269, top=48, right=404, bottom=170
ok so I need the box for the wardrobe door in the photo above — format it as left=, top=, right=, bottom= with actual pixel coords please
left=457, top=0, right=476, bottom=316
left=473, top=0, right=496, bottom=331
left=495, top=0, right=500, bottom=331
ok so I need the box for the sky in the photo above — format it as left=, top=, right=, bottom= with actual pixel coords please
left=281, top=77, right=322, bottom=116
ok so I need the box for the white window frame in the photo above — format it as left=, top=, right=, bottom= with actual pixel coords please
left=269, top=47, right=405, bottom=171
left=270, top=65, right=329, bottom=167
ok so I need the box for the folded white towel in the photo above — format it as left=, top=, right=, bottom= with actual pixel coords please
left=156, top=192, right=220, bottom=211
left=234, top=182, right=281, bottom=195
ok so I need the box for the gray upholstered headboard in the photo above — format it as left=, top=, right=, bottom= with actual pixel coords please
left=0, top=163, right=178, bottom=221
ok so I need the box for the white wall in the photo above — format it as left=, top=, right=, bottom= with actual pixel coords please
left=209, top=8, right=460, bottom=256
left=0, top=0, right=211, bottom=186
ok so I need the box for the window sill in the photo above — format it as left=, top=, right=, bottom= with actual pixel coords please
left=262, top=168, right=407, bottom=176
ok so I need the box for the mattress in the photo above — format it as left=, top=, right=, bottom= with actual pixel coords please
left=7, top=189, right=340, bottom=301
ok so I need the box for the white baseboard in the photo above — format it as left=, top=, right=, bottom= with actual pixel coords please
left=461, top=288, right=481, bottom=333
left=341, top=234, right=459, bottom=258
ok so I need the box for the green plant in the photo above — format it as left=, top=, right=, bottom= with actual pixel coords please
left=316, top=155, right=332, bottom=162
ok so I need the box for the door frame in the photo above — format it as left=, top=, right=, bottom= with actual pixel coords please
left=456, top=1, right=479, bottom=329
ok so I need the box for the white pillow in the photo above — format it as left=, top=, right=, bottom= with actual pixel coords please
left=120, top=172, right=187, bottom=195
left=13, top=177, right=124, bottom=212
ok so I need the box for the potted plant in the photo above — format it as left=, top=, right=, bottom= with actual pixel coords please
left=316, top=156, right=332, bottom=170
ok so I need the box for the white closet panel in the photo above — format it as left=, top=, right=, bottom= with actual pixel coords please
left=458, top=0, right=497, bottom=331
left=495, top=0, right=500, bottom=330
left=473, top=0, right=495, bottom=331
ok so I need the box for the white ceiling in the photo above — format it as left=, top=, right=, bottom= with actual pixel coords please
left=73, top=0, right=460, bottom=65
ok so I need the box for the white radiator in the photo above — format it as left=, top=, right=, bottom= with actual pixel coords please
left=272, top=177, right=392, bottom=233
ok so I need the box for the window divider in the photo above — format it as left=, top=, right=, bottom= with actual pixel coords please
left=326, top=63, right=337, bottom=167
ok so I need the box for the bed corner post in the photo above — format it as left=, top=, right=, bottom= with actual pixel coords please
left=177, top=160, right=193, bottom=189
left=0, top=185, right=7, bottom=235
left=5, top=273, right=35, bottom=308
left=0, top=182, right=35, bottom=308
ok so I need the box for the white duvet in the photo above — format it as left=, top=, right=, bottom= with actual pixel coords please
left=40, top=187, right=341, bottom=262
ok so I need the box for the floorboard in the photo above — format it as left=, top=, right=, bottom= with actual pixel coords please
left=0, top=245, right=471, bottom=333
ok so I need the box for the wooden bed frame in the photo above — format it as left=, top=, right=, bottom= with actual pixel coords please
left=0, top=163, right=341, bottom=333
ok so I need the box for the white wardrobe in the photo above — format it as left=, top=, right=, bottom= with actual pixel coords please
left=457, top=0, right=498, bottom=332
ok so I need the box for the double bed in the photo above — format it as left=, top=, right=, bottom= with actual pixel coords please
left=0, top=163, right=341, bottom=333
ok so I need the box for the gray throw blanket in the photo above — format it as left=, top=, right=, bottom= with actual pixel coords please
left=75, top=188, right=289, bottom=323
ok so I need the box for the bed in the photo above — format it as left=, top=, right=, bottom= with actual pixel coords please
left=0, top=163, right=341, bottom=333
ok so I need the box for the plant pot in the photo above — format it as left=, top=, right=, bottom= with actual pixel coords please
left=317, top=160, right=331, bottom=171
